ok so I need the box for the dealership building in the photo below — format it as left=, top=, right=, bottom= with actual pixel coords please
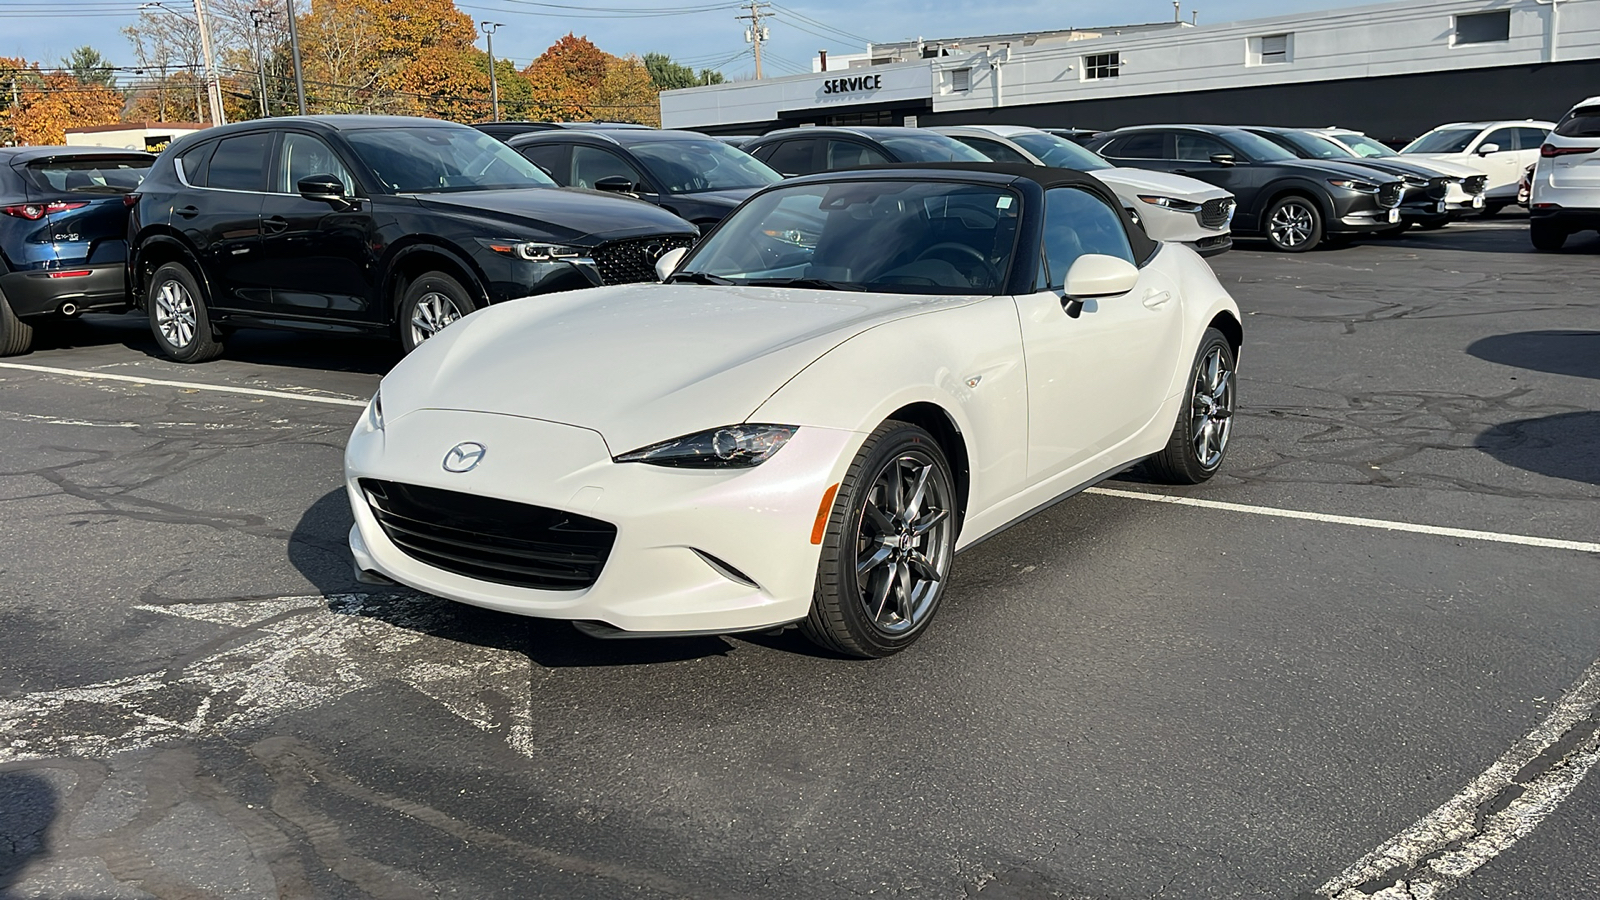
left=661, top=0, right=1600, bottom=142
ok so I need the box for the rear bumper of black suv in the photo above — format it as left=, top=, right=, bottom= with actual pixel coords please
left=0, top=264, right=130, bottom=318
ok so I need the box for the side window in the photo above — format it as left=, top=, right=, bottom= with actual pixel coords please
left=179, top=142, right=215, bottom=187
left=1174, top=133, right=1231, bottom=162
left=277, top=133, right=356, bottom=194
left=207, top=133, right=272, bottom=192
left=571, top=146, right=646, bottom=190
left=1515, top=127, right=1549, bottom=151
left=1102, top=132, right=1167, bottom=160
left=761, top=140, right=818, bottom=176
left=519, top=143, right=570, bottom=183
left=1481, top=128, right=1517, bottom=152
left=1041, top=186, right=1135, bottom=290
left=824, top=139, right=891, bottom=169
left=958, top=137, right=1032, bottom=165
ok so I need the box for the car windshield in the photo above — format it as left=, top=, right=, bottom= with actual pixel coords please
left=1331, top=132, right=1398, bottom=157
left=22, top=156, right=151, bottom=194
left=1009, top=132, right=1110, bottom=171
left=1273, top=131, right=1351, bottom=159
left=346, top=126, right=557, bottom=193
left=876, top=131, right=992, bottom=163
left=1555, top=107, right=1600, bottom=138
left=1221, top=131, right=1297, bottom=162
left=1402, top=128, right=1480, bottom=154
left=673, top=180, right=1021, bottom=295
left=626, top=138, right=782, bottom=194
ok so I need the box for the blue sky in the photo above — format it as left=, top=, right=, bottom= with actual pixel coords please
left=7, top=0, right=1380, bottom=79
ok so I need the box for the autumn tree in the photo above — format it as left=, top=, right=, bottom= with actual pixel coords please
left=522, top=36, right=662, bottom=124
left=596, top=56, right=661, bottom=126
left=1, top=58, right=125, bottom=145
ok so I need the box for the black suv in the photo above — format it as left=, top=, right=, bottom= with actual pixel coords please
left=742, top=127, right=990, bottom=177
left=1242, top=126, right=1454, bottom=231
left=1, top=147, right=154, bottom=355
left=507, top=129, right=781, bottom=227
left=1085, top=125, right=1405, bottom=251
left=129, top=115, right=695, bottom=361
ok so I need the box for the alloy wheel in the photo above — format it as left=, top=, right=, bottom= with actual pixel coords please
left=154, top=280, right=197, bottom=349
left=1268, top=201, right=1316, bottom=249
left=853, top=451, right=954, bottom=636
left=409, top=291, right=464, bottom=345
left=1190, top=345, right=1234, bottom=469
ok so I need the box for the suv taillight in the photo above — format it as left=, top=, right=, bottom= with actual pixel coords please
left=1541, top=143, right=1597, bottom=158
left=0, top=200, right=90, bottom=220
left=123, top=192, right=142, bottom=208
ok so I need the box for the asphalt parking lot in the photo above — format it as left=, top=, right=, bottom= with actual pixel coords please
left=2, top=219, right=1597, bottom=900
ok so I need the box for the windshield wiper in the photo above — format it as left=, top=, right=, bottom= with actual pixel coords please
left=665, top=271, right=734, bottom=285
left=740, top=277, right=865, bottom=292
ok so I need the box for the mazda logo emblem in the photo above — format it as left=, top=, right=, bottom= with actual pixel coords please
left=442, top=442, right=487, bottom=473
left=642, top=243, right=665, bottom=261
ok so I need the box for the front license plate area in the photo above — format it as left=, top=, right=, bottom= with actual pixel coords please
left=1388, top=208, right=1400, bottom=223
left=1473, top=195, right=1485, bottom=208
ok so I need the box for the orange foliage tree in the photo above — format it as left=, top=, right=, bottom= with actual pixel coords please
left=521, top=35, right=660, bottom=125
left=298, top=0, right=479, bottom=114
left=2, top=58, right=125, bottom=146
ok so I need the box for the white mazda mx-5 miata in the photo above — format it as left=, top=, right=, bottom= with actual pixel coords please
left=345, top=164, right=1243, bottom=657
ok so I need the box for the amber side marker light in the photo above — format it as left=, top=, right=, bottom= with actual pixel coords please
left=810, top=483, right=840, bottom=544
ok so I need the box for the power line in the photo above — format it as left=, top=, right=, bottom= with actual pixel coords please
left=766, top=2, right=875, bottom=45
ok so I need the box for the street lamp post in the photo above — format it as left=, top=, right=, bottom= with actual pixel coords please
left=480, top=22, right=504, bottom=121
left=284, top=0, right=307, bottom=114
left=138, top=1, right=224, bottom=126
left=248, top=7, right=271, bottom=117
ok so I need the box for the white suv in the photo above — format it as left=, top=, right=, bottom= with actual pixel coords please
left=1400, top=120, right=1554, bottom=215
left=1530, top=97, right=1600, bottom=252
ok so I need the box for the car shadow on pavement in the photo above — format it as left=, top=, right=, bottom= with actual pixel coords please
left=0, top=770, right=57, bottom=895
left=1475, top=411, right=1600, bottom=486
left=289, top=488, right=738, bottom=668
left=1467, top=330, right=1600, bottom=381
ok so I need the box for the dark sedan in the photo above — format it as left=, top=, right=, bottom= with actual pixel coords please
left=507, top=129, right=782, bottom=227
left=1, top=147, right=153, bottom=355
left=742, top=126, right=991, bottom=177
left=129, top=115, right=696, bottom=362
left=1085, top=125, right=1405, bottom=251
left=1243, top=126, right=1455, bottom=230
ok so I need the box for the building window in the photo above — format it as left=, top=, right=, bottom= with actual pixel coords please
left=824, top=109, right=895, bottom=127
left=1454, top=10, right=1510, bottom=45
left=1251, top=33, right=1291, bottom=65
left=951, top=68, right=971, bottom=92
left=1082, top=52, right=1120, bottom=81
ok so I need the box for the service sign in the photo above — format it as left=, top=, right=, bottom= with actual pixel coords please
left=820, top=74, right=883, bottom=94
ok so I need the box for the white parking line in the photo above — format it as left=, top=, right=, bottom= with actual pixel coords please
left=0, top=361, right=368, bottom=408
left=1085, top=487, right=1600, bottom=555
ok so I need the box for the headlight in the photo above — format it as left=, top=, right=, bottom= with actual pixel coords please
left=1136, top=195, right=1203, bottom=212
left=615, top=424, right=798, bottom=468
left=476, top=239, right=590, bottom=262
left=367, top=390, right=384, bottom=431
left=1328, top=179, right=1380, bottom=193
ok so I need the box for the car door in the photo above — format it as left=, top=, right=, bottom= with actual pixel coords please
left=517, top=141, right=571, bottom=183
left=1014, top=185, right=1184, bottom=482
left=752, top=139, right=820, bottom=177
left=1471, top=127, right=1525, bottom=197
left=180, top=132, right=271, bottom=312
left=571, top=145, right=655, bottom=192
left=256, top=131, right=380, bottom=323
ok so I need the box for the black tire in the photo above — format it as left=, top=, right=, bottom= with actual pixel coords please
left=1530, top=221, right=1568, bottom=252
left=0, top=291, right=34, bottom=356
left=801, top=420, right=959, bottom=659
left=398, top=271, right=477, bottom=354
left=1263, top=196, right=1323, bottom=252
left=147, top=262, right=223, bottom=363
left=1479, top=203, right=1505, bottom=219
left=1146, top=328, right=1236, bottom=485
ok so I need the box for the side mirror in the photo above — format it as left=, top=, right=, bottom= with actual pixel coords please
left=594, top=175, right=636, bottom=194
left=298, top=174, right=353, bottom=210
left=1476, top=143, right=1501, bottom=156
left=655, top=246, right=688, bottom=282
left=1062, top=254, right=1139, bottom=316
left=1209, top=153, right=1237, bottom=166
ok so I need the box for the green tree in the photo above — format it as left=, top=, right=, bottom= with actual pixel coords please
left=62, top=46, right=117, bottom=89
left=642, top=52, right=724, bottom=92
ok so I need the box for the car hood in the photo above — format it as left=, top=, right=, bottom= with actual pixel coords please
left=1383, top=155, right=1485, bottom=179
left=1099, top=167, right=1233, bottom=201
left=410, top=188, right=696, bottom=245
left=672, top=187, right=759, bottom=207
left=379, top=282, right=985, bottom=453
left=1276, top=158, right=1403, bottom=182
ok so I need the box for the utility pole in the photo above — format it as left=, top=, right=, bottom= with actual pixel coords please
left=480, top=22, right=503, bottom=121
left=248, top=7, right=271, bottom=117
left=737, top=2, right=771, bottom=80
left=284, top=0, right=307, bottom=114
left=192, top=0, right=226, bottom=125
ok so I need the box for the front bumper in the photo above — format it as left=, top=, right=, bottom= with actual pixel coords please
left=346, top=407, right=860, bottom=635
left=1186, top=234, right=1233, bottom=257
left=0, top=264, right=129, bottom=317
left=1332, top=205, right=1403, bottom=232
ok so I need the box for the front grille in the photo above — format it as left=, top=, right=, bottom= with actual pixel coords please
left=1426, top=177, right=1450, bottom=200
left=360, top=479, right=617, bottom=591
left=1199, top=197, right=1235, bottom=228
left=1378, top=181, right=1403, bottom=208
left=1402, top=175, right=1428, bottom=188
left=592, top=234, right=696, bottom=285
left=1462, top=174, right=1488, bottom=195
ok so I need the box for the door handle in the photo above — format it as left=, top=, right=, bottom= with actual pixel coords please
left=176, top=205, right=199, bottom=219
left=263, top=216, right=289, bottom=234
left=1142, top=289, right=1171, bottom=309
left=1173, top=169, right=1189, bottom=175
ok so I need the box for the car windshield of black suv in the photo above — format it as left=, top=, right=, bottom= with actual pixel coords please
left=627, top=139, right=782, bottom=194
left=1009, top=132, right=1111, bottom=171
left=346, top=126, right=558, bottom=193
left=23, top=157, right=151, bottom=193
left=876, top=132, right=993, bottom=163
left=670, top=180, right=1020, bottom=295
